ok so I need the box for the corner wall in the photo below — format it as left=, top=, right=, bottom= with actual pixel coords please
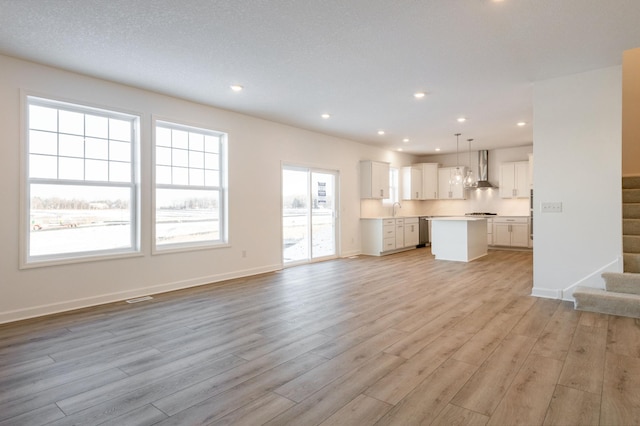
left=0, top=54, right=416, bottom=323
left=623, top=48, right=640, bottom=177
left=532, top=66, right=622, bottom=300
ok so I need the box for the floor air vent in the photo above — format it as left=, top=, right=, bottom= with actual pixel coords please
left=126, top=296, right=153, bottom=304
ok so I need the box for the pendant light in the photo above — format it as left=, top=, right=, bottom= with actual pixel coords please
left=451, top=133, right=463, bottom=185
left=464, top=138, right=477, bottom=189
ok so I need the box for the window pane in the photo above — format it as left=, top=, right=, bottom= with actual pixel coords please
left=85, top=114, right=108, bottom=138
left=59, top=157, right=84, bottom=180
left=172, top=149, right=188, bottom=167
left=189, top=132, right=204, bottom=151
left=156, top=188, right=219, bottom=246
left=29, top=105, right=57, bottom=132
left=204, top=153, right=219, bottom=170
left=172, top=129, right=188, bottom=149
left=189, top=151, right=204, bottom=168
left=59, top=134, right=84, bottom=158
left=30, top=130, right=58, bottom=155
left=172, top=167, right=188, bottom=185
left=110, top=140, right=130, bottom=162
left=29, top=184, right=132, bottom=257
left=156, top=146, right=171, bottom=166
left=85, top=159, right=109, bottom=181
left=86, top=137, right=108, bottom=160
left=59, top=110, right=84, bottom=135
left=204, top=135, right=219, bottom=153
left=109, top=162, right=131, bottom=182
left=156, top=127, right=171, bottom=147
left=109, top=118, right=131, bottom=142
left=156, top=165, right=171, bottom=184
left=189, top=169, right=204, bottom=186
left=204, top=170, right=219, bottom=187
left=30, top=154, right=57, bottom=179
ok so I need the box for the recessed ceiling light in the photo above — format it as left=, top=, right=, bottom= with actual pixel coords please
left=435, top=148, right=441, bottom=152
left=377, top=130, right=385, bottom=135
left=321, top=113, right=331, bottom=119
left=457, top=117, right=467, bottom=123
left=414, top=92, right=426, bottom=99
left=402, top=138, right=410, bottom=143
left=397, top=148, right=404, bottom=152
left=230, top=84, right=243, bottom=92
left=517, top=121, right=527, bottom=126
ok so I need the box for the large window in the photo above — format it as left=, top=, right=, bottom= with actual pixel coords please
left=154, top=120, right=227, bottom=250
left=24, top=96, right=139, bottom=265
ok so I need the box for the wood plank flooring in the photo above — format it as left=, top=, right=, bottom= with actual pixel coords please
left=1, top=248, right=640, bottom=425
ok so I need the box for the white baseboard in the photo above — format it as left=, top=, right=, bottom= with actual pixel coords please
left=531, top=287, right=563, bottom=299
left=0, top=264, right=282, bottom=325
left=340, top=249, right=361, bottom=258
left=561, top=257, right=622, bottom=301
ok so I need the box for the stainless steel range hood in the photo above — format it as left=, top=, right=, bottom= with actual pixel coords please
left=475, top=150, right=497, bottom=189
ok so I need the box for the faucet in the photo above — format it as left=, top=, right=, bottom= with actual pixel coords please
left=392, top=202, right=401, bottom=217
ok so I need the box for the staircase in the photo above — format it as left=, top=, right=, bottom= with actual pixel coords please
left=574, top=176, right=640, bottom=318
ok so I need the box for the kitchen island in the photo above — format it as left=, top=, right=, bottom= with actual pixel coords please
left=430, top=217, right=488, bottom=262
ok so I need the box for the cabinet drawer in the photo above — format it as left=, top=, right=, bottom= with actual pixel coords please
left=404, top=217, right=419, bottom=224
left=383, top=219, right=395, bottom=226
left=383, top=237, right=396, bottom=251
left=494, top=217, right=528, bottom=224
left=395, top=218, right=404, bottom=225
left=383, top=225, right=395, bottom=238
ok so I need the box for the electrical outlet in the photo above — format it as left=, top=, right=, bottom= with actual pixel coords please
left=541, top=202, right=562, bottom=213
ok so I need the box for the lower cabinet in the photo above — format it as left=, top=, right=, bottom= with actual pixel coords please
left=492, top=217, right=529, bottom=247
left=403, top=217, right=419, bottom=247
left=361, top=217, right=419, bottom=256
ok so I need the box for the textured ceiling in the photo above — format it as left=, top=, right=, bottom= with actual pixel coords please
left=1, top=0, right=640, bottom=154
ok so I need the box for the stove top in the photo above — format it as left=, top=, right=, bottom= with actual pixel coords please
left=465, top=212, right=497, bottom=216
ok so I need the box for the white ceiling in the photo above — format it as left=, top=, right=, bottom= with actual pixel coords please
left=1, top=0, right=640, bottom=155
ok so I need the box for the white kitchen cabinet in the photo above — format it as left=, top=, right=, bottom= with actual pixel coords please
left=416, top=163, right=439, bottom=200
left=499, top=161, right=529, bottom=198
left=360, top=160, right=390, bottom=199
left=492, top=217, right=529, bottom=247
left=395, top=218, right=405, bottom=248
left=401, top=167, right=422, bottom=200
left=403, top=217, right=419, bottom=247
left=438, top=166, right=467, bottom=200
left=528, top=153, right=533, bottom=189
left=360, top=217, right=418, bottom=256
left=487, top=218, right=493, bottom=245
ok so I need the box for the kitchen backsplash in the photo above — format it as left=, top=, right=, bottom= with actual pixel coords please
left=361, top=190, right=530, bottom=218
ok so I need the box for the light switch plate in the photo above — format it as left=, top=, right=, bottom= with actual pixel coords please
left=541, top=202, right=562, bottom=213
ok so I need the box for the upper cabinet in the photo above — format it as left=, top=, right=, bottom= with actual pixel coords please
left=401, top=166, right=422, bottom=200
left=401, top=163, right=439, bottom=200
left=499, top=161, right=529, bottom=198
left=360, top=160, right=390, bottom=199
left=438, top=166, right=467, bottom=200
left=417, top=163, right=439, bottom=200
left=528, top=153, right=533, bottom=189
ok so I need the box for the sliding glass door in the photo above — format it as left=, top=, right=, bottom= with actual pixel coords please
left=282, top=165, right=338, bottom=264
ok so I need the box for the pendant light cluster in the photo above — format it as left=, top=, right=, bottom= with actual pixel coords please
left=450, top=133, right=477, bottom=189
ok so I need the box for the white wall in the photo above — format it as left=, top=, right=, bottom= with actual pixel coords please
left=533, top=66, right=622, bottom=300
left=0, top=54, right=416, bottom=323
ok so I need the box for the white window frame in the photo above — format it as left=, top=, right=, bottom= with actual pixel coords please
left=152, top=118, right=228, bottom=253
left=21, top=94, right=141, bottom=268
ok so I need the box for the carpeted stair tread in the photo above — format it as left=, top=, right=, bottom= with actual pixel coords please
left=573, top=286, right=640, bottom=318
left=624, top=189, right=640, bottom=203
left=624, top=253, right=640, bottom=273
left=603, top=272, right=640, bottom=295
left=623, top=203, right=640, bottom=219
left=623, top=176, right=640, bottom=189
left=624, top=219, right=640, bottom=236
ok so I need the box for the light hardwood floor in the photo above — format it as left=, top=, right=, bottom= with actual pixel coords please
left=1, top=248, right=639, bottom=425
